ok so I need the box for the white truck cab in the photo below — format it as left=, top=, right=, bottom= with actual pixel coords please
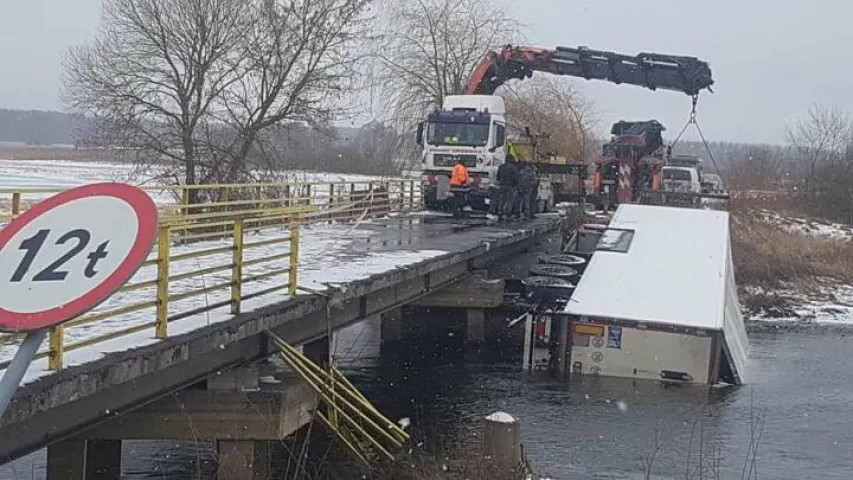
left=416, top=95, right=508, bottom=210
left=661, top=166, right=701, bottom=193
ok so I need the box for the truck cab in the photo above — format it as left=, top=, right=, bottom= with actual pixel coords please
left=661, top=166, right=701, bottom=193
left=416, top=95, right=507, bottom=210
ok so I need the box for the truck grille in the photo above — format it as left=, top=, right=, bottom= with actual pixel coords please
left=433, top=154, right=478, bottom=167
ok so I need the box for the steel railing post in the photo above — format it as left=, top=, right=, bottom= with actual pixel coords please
left=48, top=326, right=64, bottom=371
left=155, top=225, right=171, bottom=338
left=288, top=217, right=300, bottom=295
left=231, top=218, right=244, bottom=314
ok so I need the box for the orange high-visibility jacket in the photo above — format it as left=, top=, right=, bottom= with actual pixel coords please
left=450, top=163, right=469, bottom=186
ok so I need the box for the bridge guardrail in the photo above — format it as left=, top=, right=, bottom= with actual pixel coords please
left=0, top=179, right=425, bottom=372
left=0, top=179, right=423, bottom=223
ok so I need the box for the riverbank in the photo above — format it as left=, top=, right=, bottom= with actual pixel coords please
left=731, top=201, right=853, bottom=324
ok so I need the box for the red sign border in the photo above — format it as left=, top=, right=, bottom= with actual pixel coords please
left=0, top=183, right=158, bottom=332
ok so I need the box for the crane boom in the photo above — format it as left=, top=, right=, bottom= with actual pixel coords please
left=464, top=45, right=714, bottom=96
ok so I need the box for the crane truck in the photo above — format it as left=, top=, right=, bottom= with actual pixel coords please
left=414, top=44, right=715, bottom=212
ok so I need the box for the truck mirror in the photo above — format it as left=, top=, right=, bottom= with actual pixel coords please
left=525, top=126, right=532, bottom=138
left=415, top=122, right=424, bottom=145
left=488, top=146, right=497, bottom=153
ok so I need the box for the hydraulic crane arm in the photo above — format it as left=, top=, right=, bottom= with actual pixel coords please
left=464, top=45, right=714, bottom=96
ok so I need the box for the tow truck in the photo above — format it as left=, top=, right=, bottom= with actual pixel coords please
left=415, top=44, right=714, bottom=212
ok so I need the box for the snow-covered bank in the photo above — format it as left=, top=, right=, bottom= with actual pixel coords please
left=745, top=209, right=853, bottom=241
left=734, top=208, right=853, bottom=325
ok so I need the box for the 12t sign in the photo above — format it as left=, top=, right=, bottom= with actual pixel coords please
left=0, top=183, right=158, bottom=332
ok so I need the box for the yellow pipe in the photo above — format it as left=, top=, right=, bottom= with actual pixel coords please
left=331, top=365, right=409, bottom=443
left=275, top=350, right=398, bottom=459
left=313, top=410, right=372, bottom=466
left=271, top=336, right=403, bottom=449
left=273, top=344, right=403, bottom=450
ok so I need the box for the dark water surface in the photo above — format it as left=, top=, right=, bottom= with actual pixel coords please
left=2, top=319, right=851, bottom=479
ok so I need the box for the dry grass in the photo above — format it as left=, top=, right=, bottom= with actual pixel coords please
left=372, top=451, right=528, bottom=480
left=730, top=203, right=853, bottom=289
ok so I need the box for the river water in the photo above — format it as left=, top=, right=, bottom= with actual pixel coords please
left=2, top=319, right=852, bottom=479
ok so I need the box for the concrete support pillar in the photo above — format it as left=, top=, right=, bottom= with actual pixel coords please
left=216, top=439, right=271, bottom=480
left=466, top=308, right=485, bottom=344
left=47, top=439, right=122, bottom=480
left=208, top=366, right=260, bottom=391
left=303, top=336, right=330, bottom=366
left=380, top=307, right=404, bottom=342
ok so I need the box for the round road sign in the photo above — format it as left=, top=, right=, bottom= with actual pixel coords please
left=0, top=183, right=158, bottom=332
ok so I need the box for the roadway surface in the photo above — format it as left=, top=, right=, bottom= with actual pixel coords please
left=0, top=213, right=563, bottom=462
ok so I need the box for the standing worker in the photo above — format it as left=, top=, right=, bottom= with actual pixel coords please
left=518, top=164, right=538, bottom=220
left=496, top=154, right=520, bottom=221
left=449, top=158, right=470, bottom=218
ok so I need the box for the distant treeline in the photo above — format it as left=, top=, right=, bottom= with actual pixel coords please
left=0, top=109, right=86, bottom=146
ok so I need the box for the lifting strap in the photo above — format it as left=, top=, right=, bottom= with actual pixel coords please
left=668, top=95, right=727, bottom=190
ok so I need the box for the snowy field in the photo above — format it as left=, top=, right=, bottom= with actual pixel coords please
left=0, top=159, right=388, bottom=190
left=0, top=159, right=416, bottom=218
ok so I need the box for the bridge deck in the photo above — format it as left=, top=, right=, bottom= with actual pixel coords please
left=0, top=213, right=562, bottom=461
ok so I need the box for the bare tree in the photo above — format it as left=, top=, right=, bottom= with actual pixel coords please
left=62, top=0, right=251, bottom=200
left=786, top=103, right=853, bottom=219
left=62, top=0, right=372, bottom=199
left=503, top=76, right=597, bottom=163
left=212, top=0, right=373, bottom=183
left=371, top=0, right=521, bottom=126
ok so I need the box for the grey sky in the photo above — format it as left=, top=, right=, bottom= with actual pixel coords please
left=0, top=0, right=850, bottom=144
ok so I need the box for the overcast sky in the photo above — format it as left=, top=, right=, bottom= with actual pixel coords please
left=0, top=0, right=850, bottom=144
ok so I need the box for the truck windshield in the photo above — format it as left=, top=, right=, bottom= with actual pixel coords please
left=426, top=122, right=490, bottom=147
left=663, top=169, right=692, bottom=181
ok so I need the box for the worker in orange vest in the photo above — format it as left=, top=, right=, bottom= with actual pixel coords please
left=450, top=158, right=469, bottom=187
left=449, top=159, right=470, bottom=217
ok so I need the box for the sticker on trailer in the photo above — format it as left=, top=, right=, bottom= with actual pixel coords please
left=607, top=327, right=622, bottom=349
left=0, top=183, right=158, bottom=332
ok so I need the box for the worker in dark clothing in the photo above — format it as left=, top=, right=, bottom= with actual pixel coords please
left=449, top=159, right=470, bottom=217
left=496, top=155, right=519, bottom=221
left=518, top=164, right=538, bottom=220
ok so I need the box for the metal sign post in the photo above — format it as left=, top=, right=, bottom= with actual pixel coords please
left=0, top=183, right=158, bottom=421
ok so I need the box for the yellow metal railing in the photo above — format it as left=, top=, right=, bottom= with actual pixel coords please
left=0, top=179, right=425, bottom=372
left=0, top=205, right=310, bottom=372
left=0, top=179, right=424, bottom=223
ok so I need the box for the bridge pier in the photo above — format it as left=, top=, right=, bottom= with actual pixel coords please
left=380, top=308, right=405, bottom=342
left=46, top=438, right=121, bottom=480
left=303, top=336, right=330, bottom=366
left=57, top=365, right=316, bottom=480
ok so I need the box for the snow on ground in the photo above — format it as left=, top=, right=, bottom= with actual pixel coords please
left=0, top=219, right=447, bottom=383
left=742, top=282, right=853, bottom=324
left=750, top=209, right=853, bottom=241
left=0, top=159, right=409, bottom=216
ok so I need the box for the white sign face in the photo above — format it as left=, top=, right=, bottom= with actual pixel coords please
left=0, top=183, right=158, bottom=332
left=0, top=196, right=139, bottom=312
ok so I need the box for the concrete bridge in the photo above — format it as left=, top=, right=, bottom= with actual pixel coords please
left=0, top=204, right=566, bottom=478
